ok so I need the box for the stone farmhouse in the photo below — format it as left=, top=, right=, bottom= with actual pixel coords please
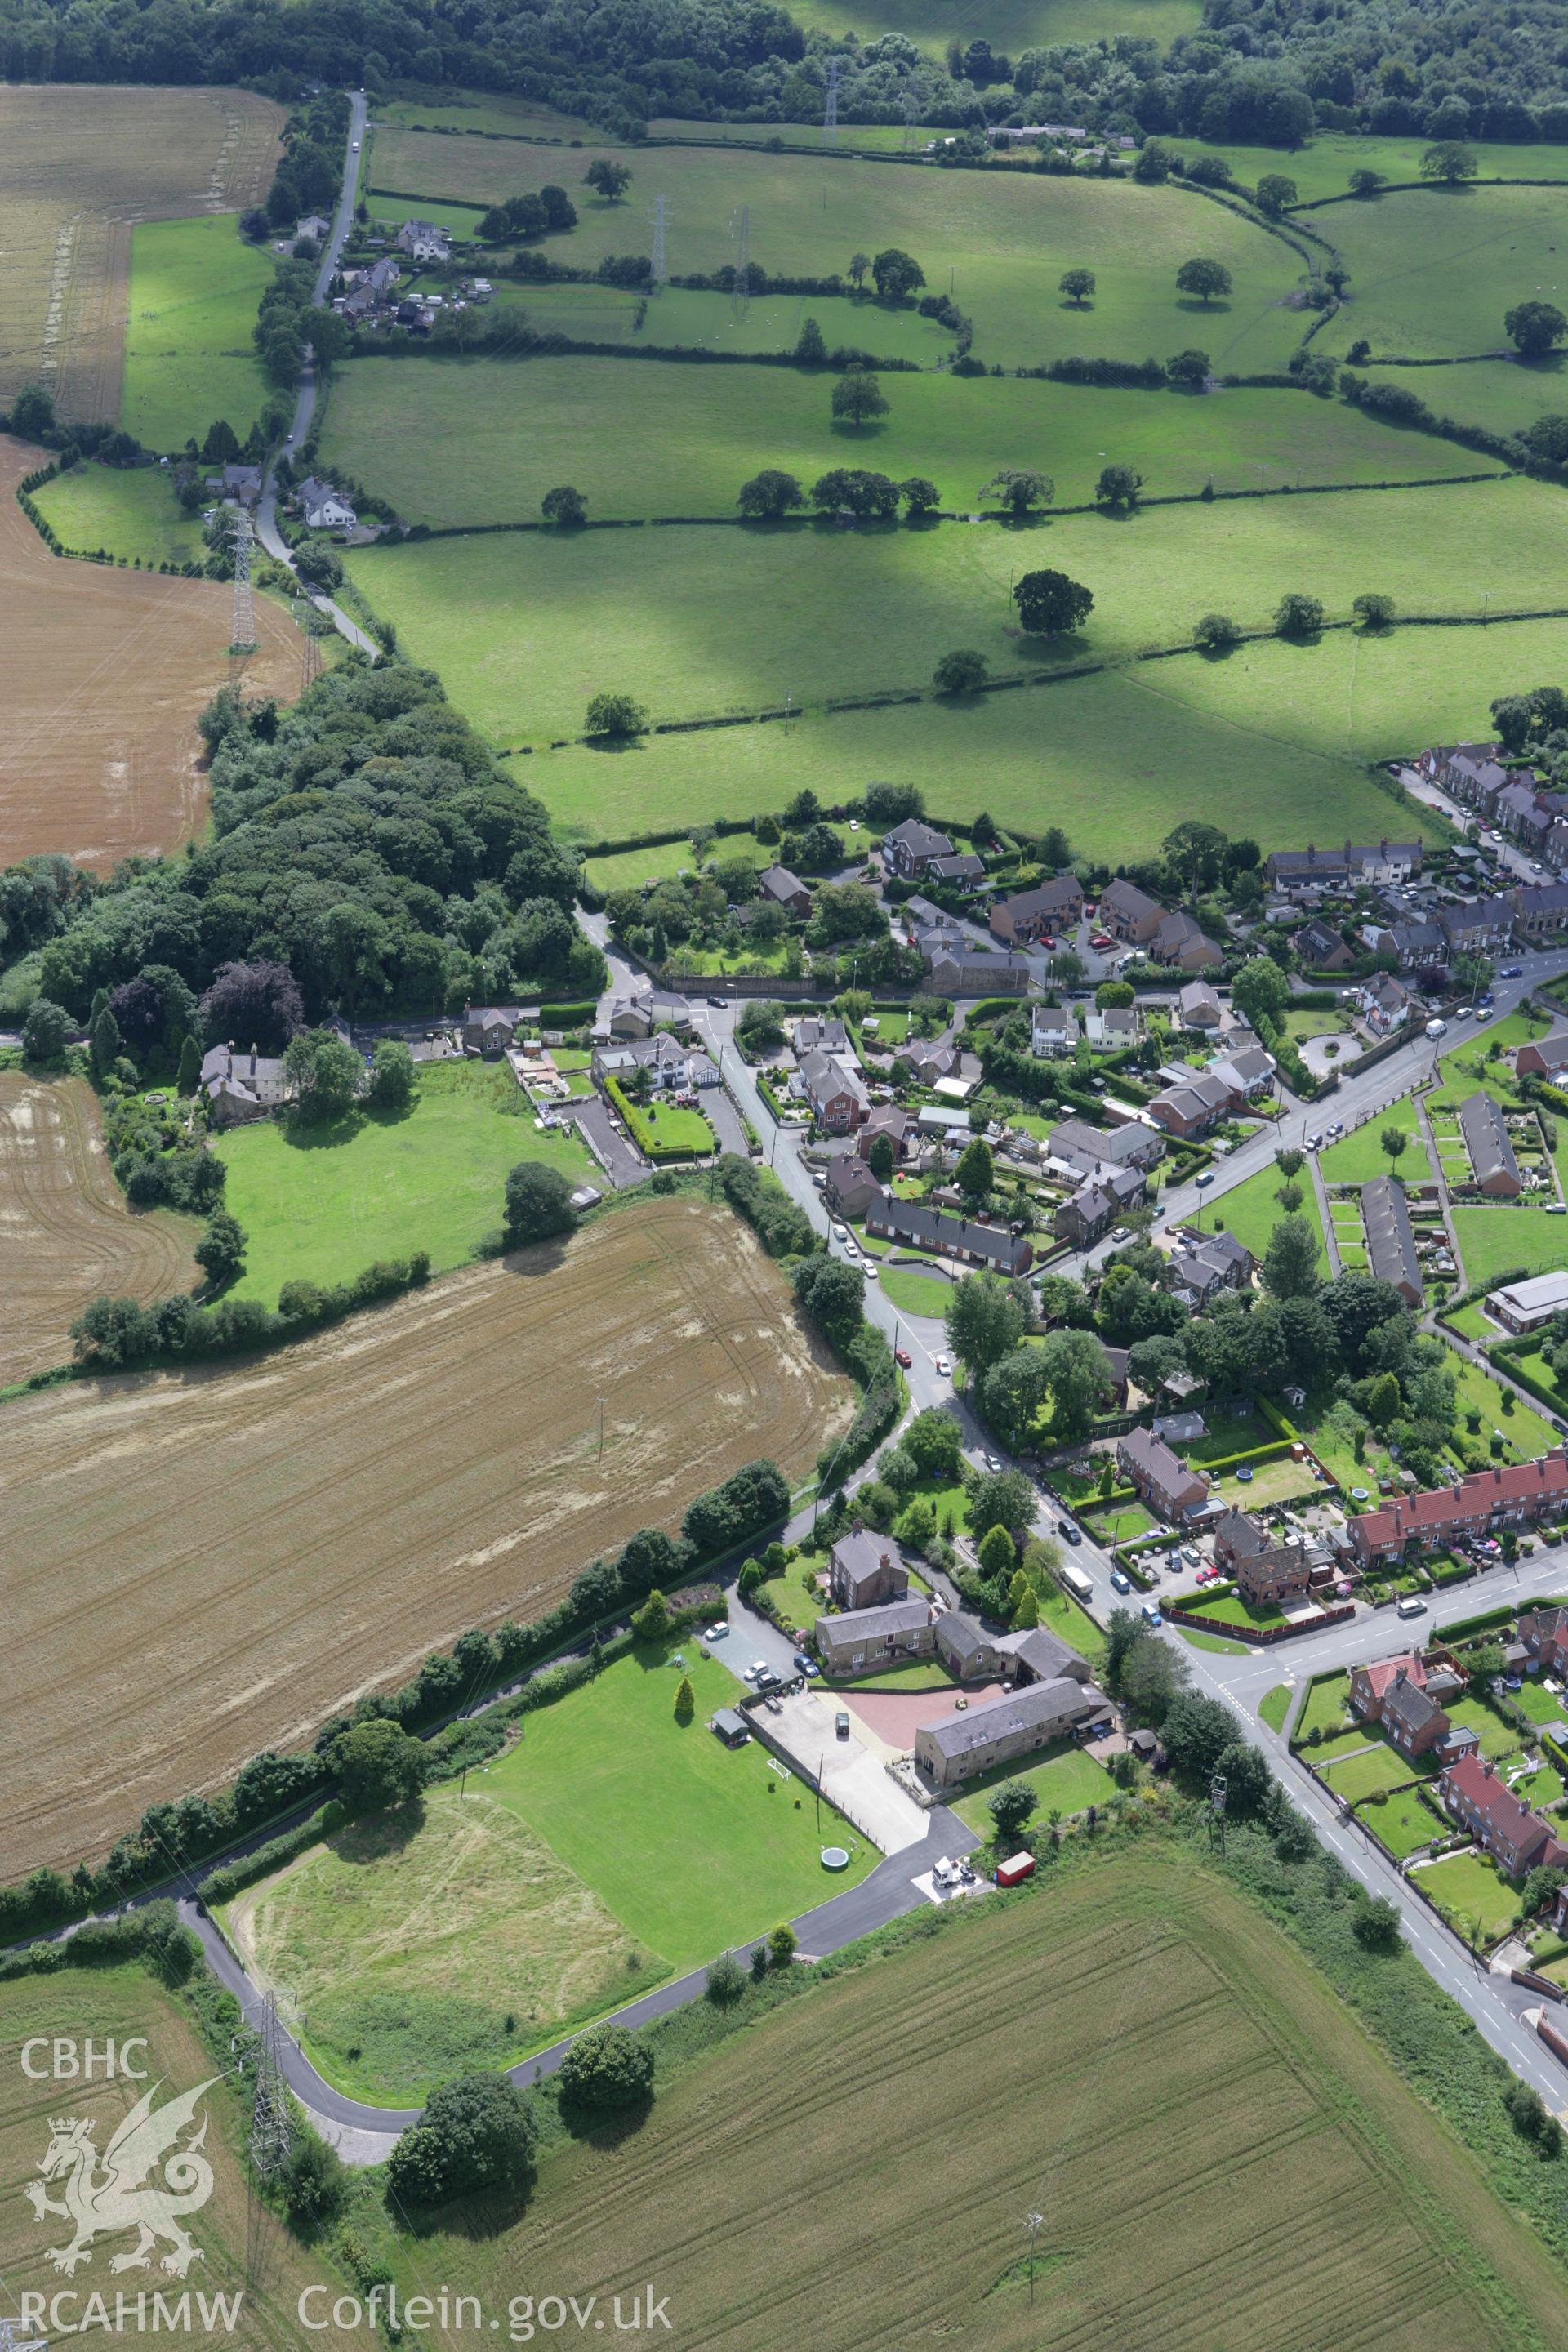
left=200, top=1042, right=292, bottom=1127
left=914, top=1673, right=1112, bottom=1788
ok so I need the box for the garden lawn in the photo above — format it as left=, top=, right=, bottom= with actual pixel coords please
left=320, top=358, right=1495, bottom=528
left=368, top=133, right=1306, bottom=374
left=215, top=1062, right=595, bottom=1303
left=1510, top=1679, right=1568, bottom=1731
left=1038, top=1584, right=1107, bottom=1667
left=951, top=1740, right=1116, bottom=1836
left=606, top=1077, right=715, bottom=1157
left=878, top=1263, right=954, bottom=1317
left=1087, top=1499, right=1156, bottom=1543
left=1361, top=1786, right=1442, bottom=1862
left=1444, top=1696, right=1523, bottom=1764
left=1450, top=1205, right=1568, bottom=1289
left=583, top=837, right=760, bottom=891
left=1429, top=1012, right=1549, bottom=1111
left=1511, top=1762, right=1566, bottom=1809
left=1183, top=1590, right=1290, bottom=1633
left=1322, top=1742, right=1428, bottom=1802
left=341, top=476, right=1551, bottom=749
left=33, top=460, right=205, bottom=565
left=1415, top=1848, right=1522, bottom=1946
left=119, top=213, right=273, bottom=449
left=1318, top=1095, right=1424, bottom=1186
left=1446, top=1348, right=1558, bottom=1462
left=1202, top=1163, right=1327, bottom=1272
left=486, top=1641, right=874, bottom=1965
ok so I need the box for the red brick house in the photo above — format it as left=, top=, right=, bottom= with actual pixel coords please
left=1519, top=1605, right=1568, bottom=1678
left=1343, top=1451, right=1568, bottom=1566
left=1116, top=1427, right=1209, bottom=1522
left=1212, top=1509, right=1313, bottom=1606
left=1350, top=1651, right=1426, bottom=1721
left=1098, top=877, right=1164, bottom=945
left=1439, top=1752, right=1568, bottom=1878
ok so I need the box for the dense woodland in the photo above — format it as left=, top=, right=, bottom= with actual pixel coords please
left=1, top=0, right=1567, bottom=141
left=0, top=662, right=597, bottom=1021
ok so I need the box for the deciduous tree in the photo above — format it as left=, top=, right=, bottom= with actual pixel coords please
left=1013, top=569, right=1093, bottom=635
left=1175, top=257, right=1232, bottom=305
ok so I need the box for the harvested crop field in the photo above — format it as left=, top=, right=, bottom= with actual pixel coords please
left=386, top=1849, right=1568, bottom=2350
left=0, top=1196, right=851, bottom=1878
left=0, top=439, right=297, bottom=871
left=0, top=84, right=283, bottom=421
left=0, top=1071, right=198, bottom=1387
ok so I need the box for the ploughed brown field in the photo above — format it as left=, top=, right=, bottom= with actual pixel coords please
left=0, top=439, right=297, bottom=870
left=0, top=1071, right=198, bottom=1387
left=0, top=1196, right=850, bottom=1879
left=0, top=82, right=283, bottom=419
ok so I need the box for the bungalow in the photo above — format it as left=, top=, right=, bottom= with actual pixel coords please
left=301, top=481, right=356, bottom=532
left=914, top=1675, right=1112, bottom=1788
left=759, top=864, right=811, bottom=919
left=927, top=947, right=1031, bottom=997
left=593, top=1032, right=718, bottom=1090
left=199, top=1041, right=291, bottom=1127
left=602, top=983, right=693, bottom=1040
left=1293, top=918, right=1355, bottom=972
left=823, top=1152, right=882, bottom=1221
left=1488, top=1270, right=1568, bottom=1334
left=1439, top=1752, right=1568, bottom=1877
left=1031, top=1002, right=1075, bottom=1058
left=793, top=1015, right=848, bottom=1055
left=901, top=1036, right=956, bottom=1085
left=882, top=817, right=960, bottom=880
left=1459, top=1090, right=1521, bottom=1198
left=1148, top=911, right=1226, bottom=971
left=295, top=212, right=332, bottom=243
left=1049, top=1117, right=1164, bottom=1176
left=1054, top=1165, right=1145, bottom=1248
left=1116, top=1426, right=1210, bottom=1522
left=1177, top=980, right=1223, bottom=1030
left=829, top=1528, right=910, bottom=1610
left=815, top=1597, right=935, bottom=1677
left=1361, top=1174, right=1423, bottom=1307
left=1098, top=877, right=1163, bottom=944
left=1518, top=1604, right=1568, bottom=1677
left=990, top=873, right=1085, bottom=943
left=856, top=1104, right=916, bottom=1164
left=800, top=1049, right=870, bottom=1132
left=1344, top=1450, right=1568, bottom=1566
left=1516, top=1029, right=1568, bottom=1081
left=1083, top=1003, right=1140, bottom=1049
left=865, top=1193, right=1034, bottom=1276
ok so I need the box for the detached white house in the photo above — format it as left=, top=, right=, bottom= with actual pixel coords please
left=396, top=218, right=452, bottom=264
left=295, top=474, right=357, bottom=532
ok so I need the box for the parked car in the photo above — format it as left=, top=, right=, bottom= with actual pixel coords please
left=1110, top=1568, right=1132, bottom=1594
left=812, top=1170, right=827, bottom=1189
left=984, top=1453, right=1002, bottom=1473
left=792, top=1650, right=817, bottom=1677
left=831, top=1223, right=849, bottom=1241
left=1195, top=1170, right=1214, bottom=1188
left=745, top=1659, right=771, bottom=1681
left=835, top=1710, right=851, bottom=1738
left=895, top=1346, right=912, bottom=1368
left=706, top=1621, right=729, bottom=1642
left=862, top=1261, right=878, bottom=1278
left=1111, top=1225, right=1129, bottom=1241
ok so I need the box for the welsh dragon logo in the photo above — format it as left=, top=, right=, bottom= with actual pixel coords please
left=25, top=2077, right=218, bottom=2278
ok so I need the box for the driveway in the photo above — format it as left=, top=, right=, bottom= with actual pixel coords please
left=571, top=1095, right=644, bottom=1189
left=702, top=1082, right=751, bottom=1159
left=759, top=1687, right=930, bottom=1855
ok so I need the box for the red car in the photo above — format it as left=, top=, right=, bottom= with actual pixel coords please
left=1090, top=932, right=1113, bottom=950
left=894, top=1346, right=912, bottom=1369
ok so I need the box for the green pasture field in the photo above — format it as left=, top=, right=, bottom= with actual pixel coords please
left=1202, top=1161, right=1328, bottom=1270
left=486, top=278, right=956, bottom=360
left=1451, top=1203, right=1568, bottom=1287
left=1316, top=182, right=1568, bottom=362
left=1417, top=1848, right=1522, bottom=1945
left=323, top=355, right=1495, bottom=528
left=376, top=1842, right=1568, bottom=2352
left=491, top=653, right=1428, bottom=853
left=789, top=0, right=1200, bottom=55
left=215, top=1062, right=594, bottom=1303
left=951, top=1739, right=1116, bottom=1836
left=1186, top=133, right=1568, bottom=209
left=581, top=837, right=742, bottom=888
left=376, top=90, right=599, bottom=140
left=364, top=190, right=488, bottom=236
left=369, top=131, right=1306, bottom=372
left=31, top=459, right=204, bottom=564
left=119, top=212, right=273, bottom=450
left=1318, top=1094, right=1423, bottom=1184
left=1356, top=354, right=1568, bottom=445
left=483, top=1642, right=873, bottom=1963
left=341, top=474, right=1552, bottom=749
left=220, top=1788, right=672, bottom=2103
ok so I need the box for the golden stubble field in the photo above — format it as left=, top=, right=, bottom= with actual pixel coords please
left=396, top=1855, right=1568, bottom=2352
left=0, top=1070, right=198, bottom=1387
left=0, top=1196, right=851, bottom=1878
left=0, top=1967, right=363, bottom=2345
left=0, top=83, right=283, bottom=419
left=0, top=439, right=298, bottom=870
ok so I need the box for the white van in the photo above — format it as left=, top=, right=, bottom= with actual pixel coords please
left=1425, top=1018, right=1448, bottom=1039
left=1061, top=1562, right=1094, bottom=1605
left=1395, top=1592, right=1428, bottom=1619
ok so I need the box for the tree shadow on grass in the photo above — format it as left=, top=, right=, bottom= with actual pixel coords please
left=282, top=1109, right=364, bottom=1152
left=1174, top=298, right=1233, bottom=318
left=555, top=2094, right=654, bottom=2148
left=323, top=1801, right=429, bottom=1865
left=400, top=2179, right=537, bottom=2243
left=582, top=734, right=646, bottom=755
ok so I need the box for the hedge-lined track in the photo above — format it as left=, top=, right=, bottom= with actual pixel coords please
left=0, top=1071, right=198, bottom=1389
left=0, top=1197, right=851, bottom=1880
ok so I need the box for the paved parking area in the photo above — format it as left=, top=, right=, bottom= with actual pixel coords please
left=759, top=1688, right=930, bottom=1855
